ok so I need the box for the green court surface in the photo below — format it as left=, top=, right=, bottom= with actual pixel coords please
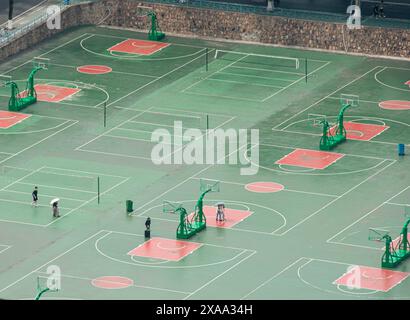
left=0, top=25, right=409, bottom=300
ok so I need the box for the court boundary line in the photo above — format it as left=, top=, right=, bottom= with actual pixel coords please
left=1, top=190, right=86, bottom=203
left=241, top=257, right=306, bottom=299
left=273, top=66, right=381, bottom=130
left=44, top=177, right=130, bottom=227
left=182, top=91, right=263, bottom=102
left=2, top=33, right=91, bottom=75
left=374, top=67, right=410, bottom=93
left=205, top=77, right=285, bottom=89
left=277, top=160, right=397, bottom=236
left=49, top=62, right=159, bottom=79
left=0, top=230, right=106, bottom=294
left=35, top=271, right=192, bottom=295
left=114, top=105, right=233, bottom=118
left=0, top=245, right=11, bottom=255
left=262, top=61, right=331, bottom=102
left=0, top=120, right=78, bottom=166
left=134, top=198, right=285, bottom=235
left=189, top=176, right=339, bottom=198
left=100, top=48, right=211, bottom=109
left=298, top=257, right=410, bottom=297
left=219, top=70, right=298, bottom=82
left=327, top=186, right=410, bottom=246
left=183, top=250, right=256, bottom=300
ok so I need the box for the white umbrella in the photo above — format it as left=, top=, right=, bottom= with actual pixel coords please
left=50, top=198, right=60, bottom=205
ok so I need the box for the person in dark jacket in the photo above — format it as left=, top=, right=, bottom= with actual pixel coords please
left=32, top=186, right=38, bottom=207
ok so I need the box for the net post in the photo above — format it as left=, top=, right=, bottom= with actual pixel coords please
left=97, top=176, right=100, bottom=204
left=305, top=58, right=308, bottom=83
left=206, top=114, right=209, bottom=132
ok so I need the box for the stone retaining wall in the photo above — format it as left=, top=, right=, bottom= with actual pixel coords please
left=0, top=0, right=408, bottom=61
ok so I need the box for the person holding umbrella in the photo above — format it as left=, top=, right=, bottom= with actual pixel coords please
left=51, top=198, right=60, bottom=218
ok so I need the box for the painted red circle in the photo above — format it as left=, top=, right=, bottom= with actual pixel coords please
left=245, top=182, right=284, bottom=193
left=379, top=100, right=410, bottom=110
left=77, top=65, right=112, bottom=75
left=91, top=276, right=134, bottom=289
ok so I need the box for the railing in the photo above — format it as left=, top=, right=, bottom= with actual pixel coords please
left=0, top=0, right=97, bottom=49
left=143, top=0, right=410, bottom=29
left=0, top=0, right=408, bottom=50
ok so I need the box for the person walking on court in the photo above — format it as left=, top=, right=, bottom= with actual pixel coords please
left=32, top=186, right=38, bottom=207
left=52, top=200, right=60, bottom=218
left=145, top=217, right=151, bottom=230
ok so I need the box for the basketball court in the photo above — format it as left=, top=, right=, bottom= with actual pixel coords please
left=0, top=23, right=409, bottom=300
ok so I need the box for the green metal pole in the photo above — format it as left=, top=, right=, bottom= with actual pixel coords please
left=97, top=176, right=100, bottom=204
left=305, top=58, right=308, bottom=83
left=206, top=114, right=209, bottom=131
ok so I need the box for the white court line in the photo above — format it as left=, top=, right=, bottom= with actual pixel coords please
left=87, top=32, right=207, bottom=49
left=3, top=166, right=95, bottom=180
left=0, top=245, right=11, bottom=255
left=3, top=34, right=91, bottom=75
left=183, top=91, right=263, bottom=102
left=105, top=229, right=253, bottom=253
left=241, top=257, right=306, bottom=299
left=327, top=186, right=410, bottom=244
left=205, top=77, right=285, bottom=89
left=374, top=67, right=410, bottom=93
left=277, top=160, right=397, bottom=236
left=259, top=142, right=393, bottom=162
left=181, top=53, right=248, bottom=93
left=0, top=152, right=14, bottom=155
left=219, top=71, right=297, bottom=82
left=272, top=127, right=405, bottom=148
left=133, top=132, right=247, bottom=213
left=36, top=271, right=191, bottom=295
left=114, top=105, right=233, bottom=118
left=42, top=166, right=127, bottom=179
left=127, top=120, right=200, bottom=130
left=49, top=62, right=159, bottom=79
left=0, top=190, right=86, bottom=203
left=0, top=166, right=44, bottom=192
left=262, top=61, right=331, bottom=102
left=386, top=202, right=410, bottom=207
left=74, top=149, right=152, bottom=161
left=45, top=177, right=130, bottom=227
left=273, top=66, right=381, bottom=129
left=104, top=134, right=155, bottom=143
left=189, top=177, right=339, bottom=198
left=101, top=48, right=210, bottom=109
left=0, top=121, right=78, bottom=166
left=183, top=250, right=256, bottom=300
left=15, top=182, right=96, bottom=194
left=327, top=96, right=380, bottom=104
left=115, top=127, right=167, bottom=136
left=229, top=65, right=304, bottom=76
left=0, top=198, right=73, bottom=210
left=0, top=230, right=106, bottom=294
left=75, top=107, right=155, bottom=151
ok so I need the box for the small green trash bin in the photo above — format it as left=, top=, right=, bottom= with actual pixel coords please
left=126, top=200, right=133, bottom=213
